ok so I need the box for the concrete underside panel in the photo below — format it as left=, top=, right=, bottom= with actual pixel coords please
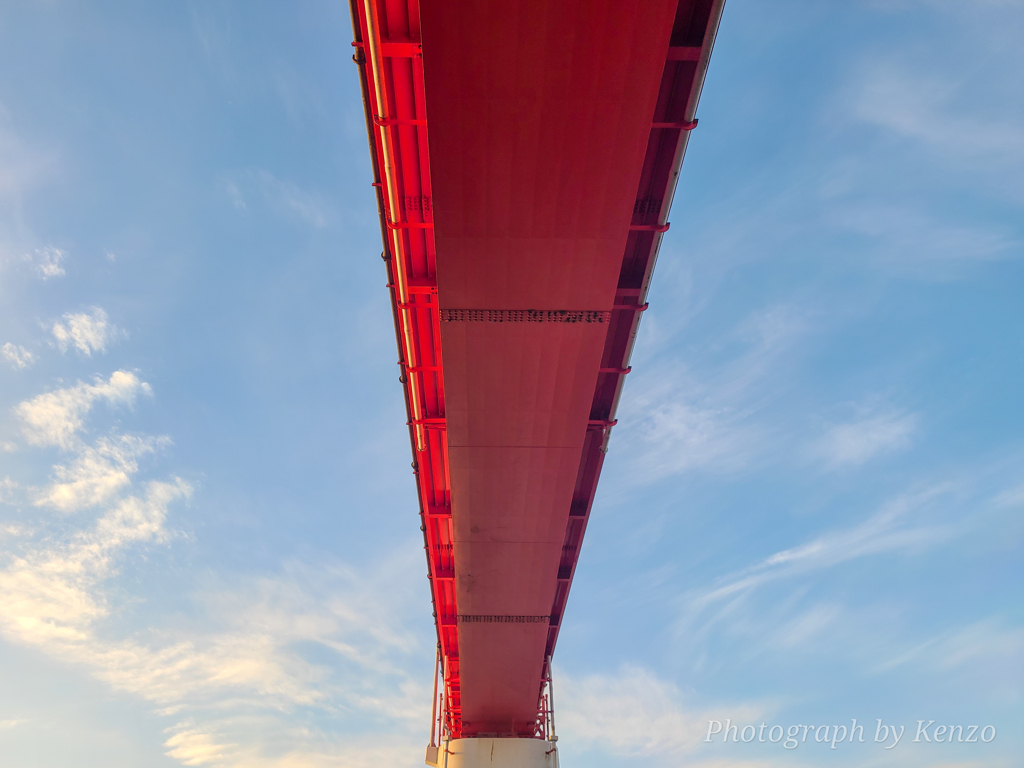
left=438, top=738, right=555, bottom=768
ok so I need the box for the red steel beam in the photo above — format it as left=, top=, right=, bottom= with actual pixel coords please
left=544, top=0, right=728, bottom=666
left=351, top=0, right=727, bottom=741
left=350, top=0, right=463, bottom=735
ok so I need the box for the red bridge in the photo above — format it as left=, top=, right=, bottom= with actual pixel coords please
left=349, top=1, right=726, bottom=764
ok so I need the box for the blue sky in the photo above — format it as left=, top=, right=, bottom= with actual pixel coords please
left=0, top=1, right=1021, bottom=766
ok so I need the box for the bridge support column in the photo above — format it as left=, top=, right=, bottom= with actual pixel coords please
left=427, top=738, right=556, bottom=768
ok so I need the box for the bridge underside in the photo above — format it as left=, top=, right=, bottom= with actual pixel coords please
left=352, top=0, right=724, bottom=741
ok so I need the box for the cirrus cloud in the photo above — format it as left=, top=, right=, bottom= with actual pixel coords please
left=2, top=342, right=35, bottom=369
left=52, top=307, right=123, bottom=356
left=816, top=411, right=918, bottom=468
left=33, top=434, right=170, bottom=513
left=23, top=246, right=66, bottom=279
left=14, top=370, right=152, bottom=450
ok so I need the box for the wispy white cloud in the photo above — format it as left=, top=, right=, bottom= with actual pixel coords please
left=874, top=618, right=1024, bottom=703
left=769, top=602, right=843, bottom=648
left=854, top=63, right=1024, bottom=165
left=659, top=461, right=1024, bottom=689
left=559, top=665, right=767, bottom=759
left=0, top=478, right=190, bottom=646
left=164, top=727, right=234, bottom=767
left=0, top=524, right=29, bottom=541
left=52, top=307, right=122, bottom=356
left=613, top=305, right=810, bottom=483
left=992, top=483, right=1024, bottom=508
left=33, top=434, right=169, bottom=513
left=225, top=181, right=246, bottom=211
left=2, top=342, right=35, bottom=369
left=7, top=380, right=421, bottom=732
left=678, top=484, right=956, bottom=624
left=828, top=203, right=1017, bottom=272
left=925, top=619, right=1024, bottom=672
left=0, top=525, right=431, bottom=764
left=617, top=380, right=753, bottom=480
left=838, top=35, right=1024, bottom=278
left=162, top=722, right=421, bottom=768
left=3, top=364, right=434, bottom=768
left=14, top=370, right=152, bottom=450
left=23, top=246, right=66, bottom=279
left=815, top=410, right=918, bottom=468
left=0, top=476, right=19, bottom=503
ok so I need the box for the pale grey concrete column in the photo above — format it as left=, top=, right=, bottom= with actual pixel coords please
left=428, top=738, right=556, bottom=768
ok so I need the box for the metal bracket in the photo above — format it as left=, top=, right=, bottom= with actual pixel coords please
left=628, top=223, right=670, bottom=232
left=374, top=115, right=427, bottom=126
left=652, top=119, right=698, bottom=130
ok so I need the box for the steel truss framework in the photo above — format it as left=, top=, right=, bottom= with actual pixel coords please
left=350, top=0, right=726, bottom=741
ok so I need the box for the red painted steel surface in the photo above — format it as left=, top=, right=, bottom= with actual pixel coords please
left=351, top=0, right=725, bottom=741
left=422, top=0, right=677, bottom=736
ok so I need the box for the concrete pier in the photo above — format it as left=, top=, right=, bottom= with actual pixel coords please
left=427, top=738, right=556, bottom=768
